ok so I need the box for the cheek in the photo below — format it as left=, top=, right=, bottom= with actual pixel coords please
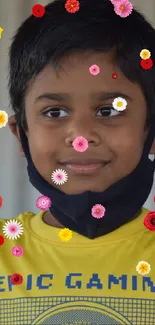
left=109, top=127, right=145, bottom=168
left=27, top=128, right=57, bottom=164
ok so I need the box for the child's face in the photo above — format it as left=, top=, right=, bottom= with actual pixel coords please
left=12, top=52, right=149, bottom=194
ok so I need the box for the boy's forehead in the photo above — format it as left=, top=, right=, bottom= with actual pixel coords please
left=27, top=52, right=143, bottom=100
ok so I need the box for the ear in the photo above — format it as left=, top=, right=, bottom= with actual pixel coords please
left=149, top=138, right=155, bottom=155
left=8, top=115, right=25, bottom=157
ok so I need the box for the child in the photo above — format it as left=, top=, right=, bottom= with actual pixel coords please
left=1, top=0, right=155, bottom=323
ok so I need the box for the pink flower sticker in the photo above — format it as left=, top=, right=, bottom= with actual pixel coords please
left=110, top=0, right=121, bottom=4
left=89, top=64, right=100, bottom=75
left=12, top=246, right=23, bottom=257
left=72, top=136, right=89, bottom=152
left=91, top=204, right=106, bottom=219
left=114, top=0, right=133, bottom=18
left=36, top=196, right=52, bottom=210
left=51, top=169, right=68, bottom=185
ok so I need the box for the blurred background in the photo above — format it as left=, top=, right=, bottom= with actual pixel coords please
left=0, top=0, right=155, bottom=219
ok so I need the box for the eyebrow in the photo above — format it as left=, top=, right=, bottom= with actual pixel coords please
left=35, top=91, right=132, bottom=102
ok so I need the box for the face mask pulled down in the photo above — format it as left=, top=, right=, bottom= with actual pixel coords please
left=17, top=118, right=155, bottom=239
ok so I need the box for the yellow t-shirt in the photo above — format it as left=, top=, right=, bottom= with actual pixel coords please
left=0, top=207, right=154, bottom=325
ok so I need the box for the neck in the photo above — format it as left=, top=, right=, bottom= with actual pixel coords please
left=43, top=210, right=64, bottom=228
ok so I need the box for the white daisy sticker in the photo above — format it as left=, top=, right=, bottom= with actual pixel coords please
left=112, top=97, right=127, bottom=111
left=2, top=219, right=24, bottom=240
left=51, top=168, right=68, bottom=185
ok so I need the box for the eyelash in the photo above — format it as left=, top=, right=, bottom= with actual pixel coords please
left=41, top=106, right=125, bottom=119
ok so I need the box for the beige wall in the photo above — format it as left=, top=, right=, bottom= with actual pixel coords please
left=0, top=0, right=155, bottom=218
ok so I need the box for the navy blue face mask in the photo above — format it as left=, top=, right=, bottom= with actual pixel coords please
left=17, top=116, right=155, bottom=239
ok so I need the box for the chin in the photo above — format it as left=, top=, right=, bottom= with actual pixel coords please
left=63, top=185, right=107, bottom=195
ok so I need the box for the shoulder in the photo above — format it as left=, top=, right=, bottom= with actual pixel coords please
left=0, top=211, right=35, bottom=227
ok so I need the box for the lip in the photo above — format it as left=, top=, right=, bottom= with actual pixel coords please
left=64, top=163, right=103, bottom=174
left=60, top=159, right=110, bottom=174
left=60, top=158, right=109, bottom=165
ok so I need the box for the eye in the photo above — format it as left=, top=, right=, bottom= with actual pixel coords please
left=96, top=106, right=121, bottom=117
left=42, top=108, right=69, bottom=118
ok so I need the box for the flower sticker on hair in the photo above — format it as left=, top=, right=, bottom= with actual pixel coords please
left=143, top=211, right=155, bottom=231
left=59, top=228, right=73, bottom=242
left=114, top=0, right=133, bottom=18
left=0, top=110, right=8, bottom=128
left=0, top=235, right=4, bottom=246
left=36, top=196, right=52, bottom=210
left=136, top=261, right=151, bottom=276
left=140, top=49, right=151, bottom=60
left=65, top=0, right=80, bottom=13
left=91, top=204, right=106, bottom=219
left=32, top=4, right=45, bottom=18
left=12, top=246, right=24, bottom=257
left=2, top=219, right=24, bottom=240
left=89, top=65, right=100, bottom=76
left=141, top=58, right=153, bottom=70
left=51, top=169, right=68, bottom=185
left=10, top=273, right=23, bottom=285
left=72, top=136, right=89, bottom=152
left=112, top=97, right=127, bottom=111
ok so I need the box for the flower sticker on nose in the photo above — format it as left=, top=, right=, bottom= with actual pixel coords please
left=112, top=97, right=127, bottom=111
left=89, top=65, right=100, bottom=76
left=72, top=136, right=89, bottom=152
left=36, top=196, right=52, bottom=210
left=91, top=204, right=106, bottom=219
left=51, top=169, right=68, bottom=185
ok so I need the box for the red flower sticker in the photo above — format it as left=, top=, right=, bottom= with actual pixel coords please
left=143, top=211, right=155, bottom=231
left=10, top=273, right=23, bottom=285
left=65, top=0, right=80, bottom=13
left=141, top=58, right=153, bottom=70
left=0, top=235, right=4, bottom=246
left=112, top=73, right=118, bottom=79
left=0, top=196, right=3, bottom=208
left=32, top=4, right=45, bottom=18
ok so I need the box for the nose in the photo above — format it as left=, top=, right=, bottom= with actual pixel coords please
left=65, top=119, right=101, bottom=147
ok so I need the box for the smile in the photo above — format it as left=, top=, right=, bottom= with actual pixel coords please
left=65, top=163, right=103, bottom=174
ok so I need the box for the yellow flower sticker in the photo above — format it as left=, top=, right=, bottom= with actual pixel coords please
left=136, top=261, right=151, bottom=276
left=0, top=27, right=3, bottom=39
left=140, top=49, right=151, bottom=60
left=59, top=228, right=73, bottom=242
left=0, top=110, right=8, bottom=128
